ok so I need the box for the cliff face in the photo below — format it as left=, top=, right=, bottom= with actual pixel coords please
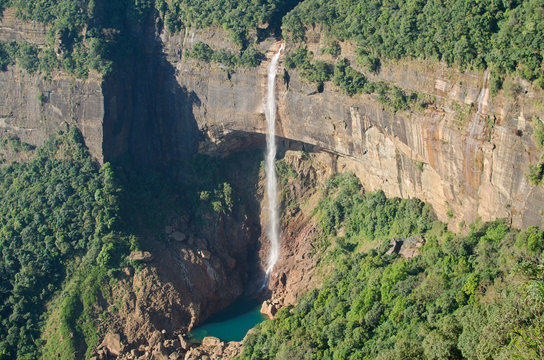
left=0, top=9, right=104, bottom=162
left=159, top=27, right=544, bottom=230
left=4, top=7, right=540, bottom=229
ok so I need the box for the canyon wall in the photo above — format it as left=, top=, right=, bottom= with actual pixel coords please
left=159, top=27, right=544, bottom=230
left=3, top=6, right=541, bottom=229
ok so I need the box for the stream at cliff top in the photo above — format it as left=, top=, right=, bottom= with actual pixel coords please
left=188, top=297, right=267, bottom=342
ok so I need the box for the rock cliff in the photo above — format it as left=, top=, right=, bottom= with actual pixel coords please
left=0, top=9, right=105, bottom=162
left=158, top=27, right=544, bottom=230
left=3, top=10, right=544, bottom=358
left=3, top=9, right=541, bottom=229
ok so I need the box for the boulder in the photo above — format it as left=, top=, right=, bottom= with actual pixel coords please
left=171, top=231, right=186, bottom=242
left=198, top=249, right=211, bottom=260
left=99, top=333, right=122, bottom=356
left=148, top=330, right=165, bottom=348
left=260, top=300, right=277, bottom=319
left=201, top=336, right=223, bottom=347
left=178, top=335, right=189, bottom=350
left=129, top=251, right=153, bottom=262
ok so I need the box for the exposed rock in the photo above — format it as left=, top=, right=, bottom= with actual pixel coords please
left=198, top=249, right=212, bottom=260
left=148, top=330, right=164, bottom=348
left=224, top=255, right=236, bottom=270
left=99, top=333, right=122, bottom=356
left=386, top=237, right=426, bottom=258
left=178, top=335, right=189, bottom=350
left=183, top=340, right=242, bottom=360
left=386, top=238, right=404, bottom=256
left=201, top=336, right=223, bottom=347
left=159, top=27, right=544, bottom=230
left=398, top=237, right=426, bottom=259
left=129, top=251, right=153, bottom=262
left=260, top=300, right=277, bottom=319
left=171, top=231, right=186, bottom=242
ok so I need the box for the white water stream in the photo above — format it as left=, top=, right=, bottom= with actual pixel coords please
left=264, top=44, right=284, bottom=277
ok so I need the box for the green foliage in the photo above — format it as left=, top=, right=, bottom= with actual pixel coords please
left=238, top=175, right=544, bottom=360
left=533, top=117, right=544, bottom=149
left=186, top=41, right=264, bottom=69
left=282, top=0, right=544, bottom=87
left=275, top=159, right=297, bottom=185
left=318, top=173, right=435, bottom=241
left=284, top=47, right=312, bottom=70
left=285, top=51, right=428, bottom=111
left=156, top=0, right=302, bottom=44
left=516, top=226, right=544, bottom=253
left=1, top=0, right=154, bottom=77
left=527, top=118, right=544, bottom=186
left=356, top=48, right=380, bottom=74
left=284, top=47, right=332, bottom=90
left=0, top=127, right=129, bottom=359
left=0, top=41, right=14, bottom=71
left=322, top=40, right=340, bottom=58
left=0, top=134, right=35, bottom=153
left=527, top=161, right=544, bottom=185
left=333, top=58, right=369, bottom=96
left=13, top=41, right=39, bottom=72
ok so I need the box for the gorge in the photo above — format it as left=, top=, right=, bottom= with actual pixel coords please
left=0, top=1, right=543, bottom=359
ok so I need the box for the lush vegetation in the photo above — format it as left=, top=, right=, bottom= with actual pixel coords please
left=186, top=41, right=264, bottom=70
left=283, top=0, right=544, bottom=87
left=156, top=0, right=302, bottom=45
left=284, top=48, right=431, bottom=111
left=528, top=117, right=544, bottom=185
left=238, top=173, right=544, bottom=359
left=0, top=0, right=154, bottom=77
left=0, top=40, right=57, bottom=73
left=0, top=128, right=135, bottom=359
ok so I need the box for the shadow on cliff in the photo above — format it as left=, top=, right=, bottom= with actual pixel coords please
left=102, top=13, right=201, bottom=171
left=99, top=8, right=271, bottom=330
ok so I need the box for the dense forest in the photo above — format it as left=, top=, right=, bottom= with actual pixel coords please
left=283, top=0, right=544, bottom=87
left=0, top=0, right=543, bottom=359
left=1, top=0, right=543, bottom=86
left=155, top=0, right=301, bottom=44
left=0, top=128, right=133, bottom=359
left=0, top=128, right=246, bottom=360
left=238, top=173, right=544, bottom=359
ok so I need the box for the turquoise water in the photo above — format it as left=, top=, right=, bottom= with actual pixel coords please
left=189, top=297, right=267, bottom=342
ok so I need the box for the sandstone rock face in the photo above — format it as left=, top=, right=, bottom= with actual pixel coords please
left=0, top=8, right=48, bottom=45
left=260, top=300, right=278, bottom=319
left=0, top=12, right=104, bottom=162
left=0, top=67, right=105, bottom=161
left=3, top=9, right=539, bottom=229
left=159, top=27, right=544, bottom=230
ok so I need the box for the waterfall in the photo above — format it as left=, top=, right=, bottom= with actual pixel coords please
left=264, top=44, right=283, bottom=278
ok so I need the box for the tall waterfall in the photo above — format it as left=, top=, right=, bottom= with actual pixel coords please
left=264, top=44, right=283, bottom=277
